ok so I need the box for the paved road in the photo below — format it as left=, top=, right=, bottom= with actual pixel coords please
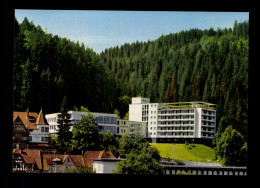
left=183, top=161, right=222, bottom=167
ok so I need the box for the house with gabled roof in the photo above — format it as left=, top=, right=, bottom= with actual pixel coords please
left=13, top=115, right=30, bottom=149
left=42, top=153, right=87, bottom=173
left=41, top=150, right=116, bottom=173
left=12, top=149, right=42, bottom=172
left=13, top=108, right=50, bottom=147
left=83, top=150, right=116, bottom=169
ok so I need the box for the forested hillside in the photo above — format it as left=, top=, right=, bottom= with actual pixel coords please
left=14, top=17, right=120, bottom=114
left=14, top=17, right=248, bottom=141
left=100, top=20, right=248, bottom=141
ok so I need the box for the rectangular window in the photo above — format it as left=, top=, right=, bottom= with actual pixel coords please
left=41, top=127, right=44, bottom=132
left=42, top=137, right=48, bottom=142
left=45, top=127, right=49, bottom=132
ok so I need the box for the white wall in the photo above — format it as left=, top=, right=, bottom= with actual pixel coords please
left=131, top=97, right=150, bottom=104
left=46, top=111, right=118, bottom=135
left=29, top=124, right=49, bottom=143
left=93, top=160, right=118, bottom=174
left=129, top=104, right=143, bottom=122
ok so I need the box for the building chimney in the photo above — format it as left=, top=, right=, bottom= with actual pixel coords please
left=27, top=108, right=29, bottom=120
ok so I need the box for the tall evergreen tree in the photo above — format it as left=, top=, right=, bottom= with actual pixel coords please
left=57, top=96, right=72, bottom=154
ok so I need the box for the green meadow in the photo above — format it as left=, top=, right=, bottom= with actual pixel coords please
left=150, top=143, right=218, bottom=163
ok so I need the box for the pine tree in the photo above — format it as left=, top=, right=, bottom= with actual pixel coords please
left=57, top=96, right=72, bottom=154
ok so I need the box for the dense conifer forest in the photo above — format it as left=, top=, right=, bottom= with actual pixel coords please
left=14, top=17, right=248, bottom=142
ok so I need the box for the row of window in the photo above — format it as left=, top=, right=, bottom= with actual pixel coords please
left=202, top=116, right=215, bottom=121
left=41, top=127, right=49, bottom=132
left=142, top=105, right=149, bottom=109
left=202, top=110, right=215, bottom=115
left=202, top=121, right=215, bottom=126
left=28, top=136, right=49, bottom=142
left=120, top=129, right=127, bottom=133
left=158, top=132, right=194, bottom=136
left=157, top=126, right=194, bottom=131
left=158, top=121, right=194, bottom=125
left=150, top=104, right=157, bottom=108
left=49, top=125, right=57, bottom=130
left=158, top=115, right=194, bottom=120
left=47, top=117, right=57, bottom=122
left=95, top=116, right=117, bottom=124
left=118, top=120, right=126, bottom=125
left=201, top=128, right=215, bottom=132
left=142, top=110, right=148, bottom=116
left=98, top=125, right=117, bottom=134
left=159, top=109, right=194, bottom=114
left=202, top=133, right=215, bottom=137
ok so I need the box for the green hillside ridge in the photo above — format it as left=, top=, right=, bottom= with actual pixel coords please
left=150, top=143, right=218, bottom=163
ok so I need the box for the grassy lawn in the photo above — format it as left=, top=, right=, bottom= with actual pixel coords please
left=150, top=143, right=218, bottom=163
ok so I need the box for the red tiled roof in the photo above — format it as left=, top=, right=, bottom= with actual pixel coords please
left=70, top=155, right=85, bottom=167
left=21, top=154, right=35, bottom=164
left=36, top=109, right=48, bottom=125
left=13, top=109, right=49, bottom=130
left=99, top=151, right=116, bottom=159
left=84, top=151, right=116, bottom=168
left=28, top=143, right=56, bottom=148
left=13, top=149, right=42, bottom=169
left=46, top=158, right=54, bottom=165
left=42, top=154, right=66, bottom=171
left=13, top=112, right=38, bottom=130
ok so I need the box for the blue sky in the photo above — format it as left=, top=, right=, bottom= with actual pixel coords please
left=15, top=10, right=249, bottom=53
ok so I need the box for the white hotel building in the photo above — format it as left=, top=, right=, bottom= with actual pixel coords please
left=129, top=97, right=216, bottom=143
left=46, top=111, right=118, bottom=136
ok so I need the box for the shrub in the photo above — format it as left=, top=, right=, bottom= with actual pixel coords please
left=174, top=159, right=185, bottom=165
left=176, top=171, right=195, bottom=175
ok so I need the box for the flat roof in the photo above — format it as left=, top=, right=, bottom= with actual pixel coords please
left=162, top=101, right=216, bottom=106
left=46, top=111, right=117, bottom=116
left=160, top=101, right=216, bottom=110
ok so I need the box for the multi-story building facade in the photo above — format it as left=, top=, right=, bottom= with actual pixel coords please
left=46, top=111, right=118, bottom=136
left=129, top=97, right=216, bottom=143
left=117, top=119, right=147, bottom=137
